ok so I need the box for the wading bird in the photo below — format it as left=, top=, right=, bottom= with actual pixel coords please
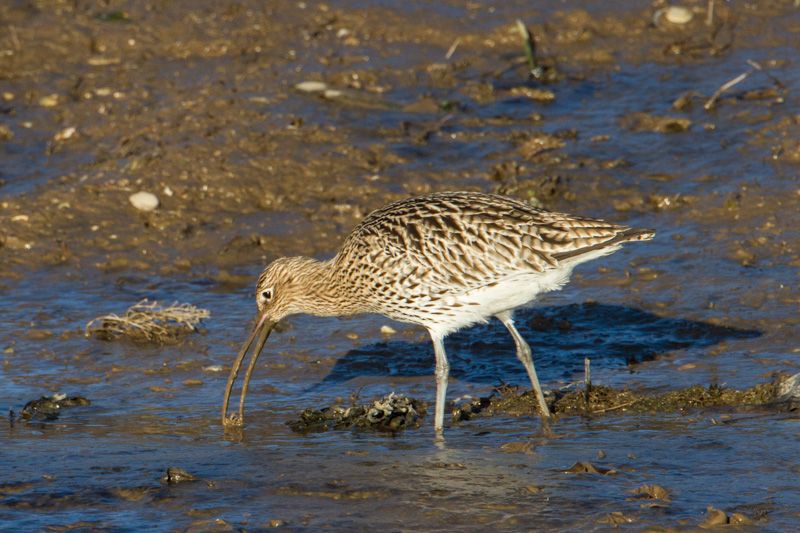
left=222, top=191, right=654, bottom=433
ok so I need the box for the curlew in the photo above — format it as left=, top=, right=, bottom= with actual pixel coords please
left=222, top=191, right=654, bottom=433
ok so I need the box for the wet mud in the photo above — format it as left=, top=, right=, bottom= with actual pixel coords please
left=453, top=371, right=798, bottom=422
left=3, top=0, right=800, bottom=530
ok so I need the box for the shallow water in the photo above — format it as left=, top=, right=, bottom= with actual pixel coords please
left=3, top=0, right=800, bottom=530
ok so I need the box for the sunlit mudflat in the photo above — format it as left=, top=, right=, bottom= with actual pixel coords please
left=2, top=0, right=800, bottom=530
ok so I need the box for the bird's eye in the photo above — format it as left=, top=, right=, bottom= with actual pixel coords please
left=261, top=288, right=273, bottom=302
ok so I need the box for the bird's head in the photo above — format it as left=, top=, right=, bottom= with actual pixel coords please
left=221, top=256, right=327, bottom=428
left=253, top=256, right=319, bottom=324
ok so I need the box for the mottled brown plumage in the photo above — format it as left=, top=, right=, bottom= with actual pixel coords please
left=223, top=191, right=654, bottom=433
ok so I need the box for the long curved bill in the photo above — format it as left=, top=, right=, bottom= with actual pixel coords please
left=222, top=313, right=275, bottom=428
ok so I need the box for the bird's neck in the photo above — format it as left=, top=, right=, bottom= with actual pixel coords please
left=291, top=257, right=364, bottom=317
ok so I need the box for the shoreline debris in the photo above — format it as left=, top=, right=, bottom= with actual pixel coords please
left=287, top=393, right=426, bottom=433
left=21, top=394, right=91, bottom=421
left=85, top=299, right=210, bottom=344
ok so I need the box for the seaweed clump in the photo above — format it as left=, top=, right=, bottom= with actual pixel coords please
left=85, top=299, right=209, bottom=344
left=287, top=393, right=426, bottom=433
left=452, top=372, right=796, bottom=422
left=20, top=394, right=91, bottom=421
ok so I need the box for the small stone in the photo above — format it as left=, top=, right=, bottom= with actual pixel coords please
left=380, top=325, right=397, bottom=335
left=2, top=92, right=13, bottom=101
left=87, top=56, right=121, bottom=66
left=509, top=86, right=556, bottom=103
left=295, top=81, right=328, bottom=93
left=664, top=6, right=693, bottom=24
left=565, top=461, right=617, bottom=475
left=202, top=365, right=224, bottom=373
left=129, top=191, right=160, bottom=211
left=500, top=441, right=535, bottom=454
left=162, top=467, right=197, bottom=484
left=39, top=94, right=59, bottom=107
left=11, top=214, right=29, bottom=222
left=0, top=124, right=13, bottom=141
left=629, top=484, right=670, bottom=501
left=54, top=127, right=76, bottom=141
left=598, top=512, right=635, bottom=525
left=700, top=506, right=729, bottom=527
left=728, top=512, right=754, bottom=525
left=268, top=519, right=287, bottom=527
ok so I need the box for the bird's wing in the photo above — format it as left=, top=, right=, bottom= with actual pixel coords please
left=339, top=192, right=651, bottom=293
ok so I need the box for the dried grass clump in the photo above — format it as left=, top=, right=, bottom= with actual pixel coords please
left=85, top=299, right=210, bottom=344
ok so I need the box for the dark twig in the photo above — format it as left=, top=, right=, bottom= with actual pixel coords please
left=704, top=70, right=751, bottom=110
left=445, top=37, right=461, bottom=60
left=704, top=59, right=785, bottom=110
left=584, top=357, right=592, bottom=408
left=706, top=0, right=715, bottom=27
left=746, top=59, right=786, bottom=89
left=515, top=19, right=543, bottom=79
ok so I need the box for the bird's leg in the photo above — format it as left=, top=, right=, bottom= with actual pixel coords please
left=429, top=333, right=450, bottom=434
left=496, top=311, right=551, bottom=418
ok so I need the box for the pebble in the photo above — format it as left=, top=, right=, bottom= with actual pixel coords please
left=38, top=94, right=59, bottom=107
left=380, top=325, right=397, bottom=335
left=129, top=191, right=160, bottom=211
left=162, top=467, right=197, bottom=484
left=87, top=56, right=121, bottom=66
left=656, top=6, right=693, bottom=26
left=295, top=81, right=328, bottom=93
left=664, top=6, right=693, bottom=24
left=510, top=86, right=556, bottom=103
left=53, top=126, right=76, bottom=141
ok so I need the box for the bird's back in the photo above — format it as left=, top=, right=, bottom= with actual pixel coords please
left=332, top=191, right=653, bottom=332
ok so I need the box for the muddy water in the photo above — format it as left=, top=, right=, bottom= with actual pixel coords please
left=2, top=0, right=800, bottom=530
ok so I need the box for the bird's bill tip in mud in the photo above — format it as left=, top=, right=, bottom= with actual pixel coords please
left=221, top=313, right=275, bottom=429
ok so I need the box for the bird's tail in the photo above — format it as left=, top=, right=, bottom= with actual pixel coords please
left=553, top=226, right=655, bottom=262
left=617, top=227, right=656, bottom=243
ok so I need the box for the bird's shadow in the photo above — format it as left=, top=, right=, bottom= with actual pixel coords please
left=315, top=303, right=760, bottom=388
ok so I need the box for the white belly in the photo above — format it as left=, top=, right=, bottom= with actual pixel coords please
left=418, top=244, right=622, bottom=337
left=412, top=266, right=570, bottom=337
